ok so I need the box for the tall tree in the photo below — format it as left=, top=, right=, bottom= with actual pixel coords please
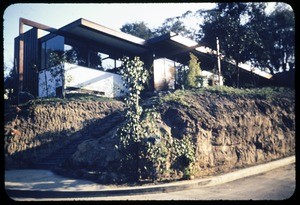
left=198, top=2, right=295, bottom=77
left=120, top=11, right=196, bottom=40
left=154, top=17, right=189, bottom=37
left=153, top=11, right=195, bottom=39
left=251, top=3, right=295, bottom=74
left=120, top=22, right=153, bottom=40
left=198, top=3, right=259, bottom=87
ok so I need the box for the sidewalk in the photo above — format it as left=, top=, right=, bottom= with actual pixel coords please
left=5, top=155, right=295, bottom=199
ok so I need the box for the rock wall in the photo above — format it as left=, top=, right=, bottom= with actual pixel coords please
left=4, top=100, right=124, bottom=168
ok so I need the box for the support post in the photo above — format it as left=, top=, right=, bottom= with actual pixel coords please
left=18, top=18, right=24, bottom=92
left=216, top=37, right=222, bottom=86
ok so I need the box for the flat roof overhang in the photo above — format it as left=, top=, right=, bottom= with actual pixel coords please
left=147, top=32, right=222, bottom=70
left=40, top=18, right=149, bottom=58
left=147, top=32, right=200, bottom=62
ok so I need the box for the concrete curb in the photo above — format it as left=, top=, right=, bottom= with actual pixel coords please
left=6, top=155, right=295, bottom=199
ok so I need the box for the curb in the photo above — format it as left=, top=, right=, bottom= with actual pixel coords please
left=6, top=156, right=295, bottom=199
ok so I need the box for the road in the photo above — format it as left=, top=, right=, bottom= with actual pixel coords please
left=92, top=163, right=296, bottom=200
left=8, top=163, right=295, bottom=201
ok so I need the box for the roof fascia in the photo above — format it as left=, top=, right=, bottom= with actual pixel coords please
left=79, top=18, right=146, bottom=46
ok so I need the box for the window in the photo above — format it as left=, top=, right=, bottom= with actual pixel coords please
left=40, top=35, right=64, bottom=70
left=41, top=35, right=121, bottom=72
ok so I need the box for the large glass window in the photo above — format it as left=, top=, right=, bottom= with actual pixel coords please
left=41, top=35, right=121, bottom=72
left=40, top=35, right=64, bottom=70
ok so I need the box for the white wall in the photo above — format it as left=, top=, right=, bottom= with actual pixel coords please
left=64, top=63, right=125, bottom=98
left=38, top=63, right=126, bottom=98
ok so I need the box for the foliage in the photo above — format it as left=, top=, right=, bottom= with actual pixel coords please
left=120, top=11, right=195, bottom=40
left=41, top=50, right=67, bottom=98
left=199, top=86, right=294, bottom=100
left=159, top=86, right=294, bottom=108
left=175, top=64, right=189, bottom=89
left=116, top=56, right=149, bottom=180
left=120, top=22, right=154, bottom=40
left=23, top=93, right=113, bottom=106
left=116, top=56, right=198, bottom=182
left=137, top=109, right=196, bottom=181
left=198, top=3, right=257, bottom=87
left=186, top=53, right=201, bottom=88
left=198, top=2, right=295, bottom=77
left=159, top=90, right=191, bottom=108
left=154, top=16, right=190, bottom=38
left=249, top=3, right=295, bottom=74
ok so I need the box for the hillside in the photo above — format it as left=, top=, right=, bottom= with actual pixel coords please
left=58, top=87, right=295, bottom=184
left=4, top=87, right=295, bottom=184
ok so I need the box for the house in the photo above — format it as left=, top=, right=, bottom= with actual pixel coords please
left=14, top=18, right=272, bottom=98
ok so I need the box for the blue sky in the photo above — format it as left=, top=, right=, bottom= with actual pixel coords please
left=3, top=3, right=216, bottom=73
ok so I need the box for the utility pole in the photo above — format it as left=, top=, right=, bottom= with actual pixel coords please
left=216, top=37, right=222, bottom=86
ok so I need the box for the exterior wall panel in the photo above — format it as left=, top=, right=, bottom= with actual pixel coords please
left=14, top=28, right=39, bottom=96
left=38, top=63, right=126, bottom=98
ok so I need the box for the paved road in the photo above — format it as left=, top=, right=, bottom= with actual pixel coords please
left=86, top=163, right=296, bottom=201
left=7, top=163, right=295, bottom=201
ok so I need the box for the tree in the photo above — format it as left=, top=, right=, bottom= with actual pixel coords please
left=153, top=12, right=195, bottom=39
left=120, top=22, right=153, bottom=40
left=4, top=66, right=18, bottom=103
left=154, top=17, right=187, bottom=36
left=198, top=3, right=266, bottom=87
left=186, top=53, right=201, bottom=88
left=120, top=12, right=196, bottom=40
left=198, top=2, right=295, bottom=79
left=250, top=3, right=295, bottom=74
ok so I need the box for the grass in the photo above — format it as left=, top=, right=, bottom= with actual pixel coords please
left=201, top=86, right=295, bottom=100
left=159, top=89, right=192, bottom=107
left=159, top=86, right=294, bottom=107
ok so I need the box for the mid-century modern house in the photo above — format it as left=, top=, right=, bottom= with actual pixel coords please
left=14, top=18, right=272, bottom=98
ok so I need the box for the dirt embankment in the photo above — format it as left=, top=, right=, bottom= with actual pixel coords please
left=66, top=89, right=295, bottom=183
left=4, top=100, right=124, bottom=168
left=4, top=88, right=295, bottom=184
left=159, top=91, right=295, bottom=175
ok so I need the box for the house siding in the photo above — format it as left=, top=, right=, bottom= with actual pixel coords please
left=14, top=28, right=39, bottom=96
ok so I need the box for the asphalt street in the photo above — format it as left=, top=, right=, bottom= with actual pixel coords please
left=81, top=163, right=296, bottom=200
left=6, top=162, right=295, bottom=201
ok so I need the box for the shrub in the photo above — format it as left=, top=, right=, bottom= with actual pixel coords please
left=186, top=53, right=201, bottom=88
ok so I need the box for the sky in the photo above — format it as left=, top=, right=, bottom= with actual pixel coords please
left=3, top=3, right=216, bottom=74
